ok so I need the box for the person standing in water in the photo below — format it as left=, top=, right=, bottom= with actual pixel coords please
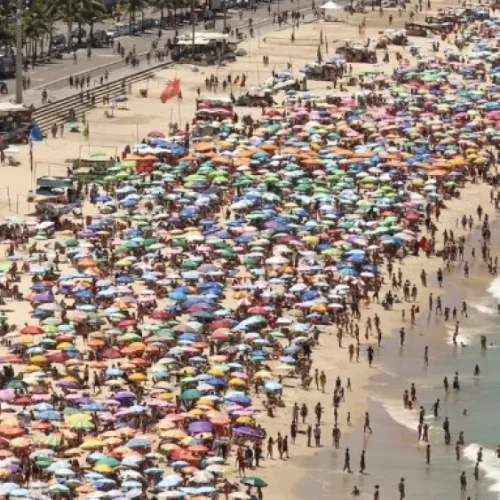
left=364, top=412, right=372, bottom=434
left=398, top=477, right=406, bottom=499
left=474, top=462, right=480, bottom=482
left=460, top=471, right=467, bottom=491
left=343, top=448, right=352, bottom=473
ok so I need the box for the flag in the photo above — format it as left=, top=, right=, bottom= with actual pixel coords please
left=29, top=138, right=33, bottom=172
left=30, top=125, right=43, bottom=142
left=160, top=78, right=181, bottom=103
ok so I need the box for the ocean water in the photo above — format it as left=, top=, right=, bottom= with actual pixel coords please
left=367, top=268, right=500, bottom=500
left=295, top=262, right=500, bottom=499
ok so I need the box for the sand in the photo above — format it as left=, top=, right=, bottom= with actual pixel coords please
left=0, top=1, right=498, bottom=498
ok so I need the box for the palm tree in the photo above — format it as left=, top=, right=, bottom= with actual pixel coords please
left=23, top=0, right=54, bottom=60
left=118, top=0, right=148, bottom=34
left=164, top=0, right=185, bottom=28
left=56, top=0, right=81, bottom=49
left=150, top=0, right=169, bottom=28
left=79, top=0, right=108, bottom=43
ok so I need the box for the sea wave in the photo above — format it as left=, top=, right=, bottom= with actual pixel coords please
left=470, top=302, right=496, bottom=315
left=464, top=443, right=500, bottom=495
left=487, top=277, right=500, bottom=302
left=380, top=399, right=419, bottom=432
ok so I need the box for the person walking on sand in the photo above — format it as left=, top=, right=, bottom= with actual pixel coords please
left=398, top=477, right=406, bottom=499
left=315, top=402, right=323, bottom=424
left=426, top=444, right=431, bottom=465
left=432, top=398, right=440, bottom=417
left=364, top=412, right=372, bottom=434
left=291, top=421, right=297, bottom=444
left=266, top=437, right=274, bottom=459
left=307, top=425, right=312, bottom=447
left=320, top=371, right=327, bottom=393
left=351, top=486, right=361, bottom=497
left=314, top=424, right=321, bottom=447
left=367, top=346, right=374, bottom=367
left=277, top=432, right=283, bottom=459
left=360, top=450, right=366, bottom=474
left=373, top=485, right=380, bottom=500
left=343, top=448, right=352, bottom=473
left=300, top=403, right=308, bottom=423
left=332, top=424, right=341, bottom=449
left=283, top=435, right=289, bottom=459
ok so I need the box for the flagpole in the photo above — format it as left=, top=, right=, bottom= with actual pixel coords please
left=15, top=0, right=23, bottom=104
left=191, top=0, right=196, bottom=58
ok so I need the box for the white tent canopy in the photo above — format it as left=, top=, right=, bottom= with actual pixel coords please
left=320, top=1, right=342, bottom=9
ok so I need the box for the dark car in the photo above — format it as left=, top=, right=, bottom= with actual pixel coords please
left=51, top=34, right=66, bottom=46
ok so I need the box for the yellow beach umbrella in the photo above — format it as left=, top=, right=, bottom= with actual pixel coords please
left=80, top=439, right=104, bottom=450
left=177, top=367, right=195, bottom=376
left=21, top=365, right=43, bottom=373
left=65, top=413, right=92, bottom=422
left=93, top=464, right=114, bottom=474
left=189, top=408, right=205, bottom=416
left=157, top=392, right=174, bottom=401
left=197, top=398, right=215, bottom=407
left=207, top=367, right=225, bottom=377
left=162, top=429, right=187, bottom=440
left=228, top=378, right=246, bottom=387
left=30, top=355, right=48, bottom=365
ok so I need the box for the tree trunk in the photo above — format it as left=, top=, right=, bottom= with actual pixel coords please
left=89, top=21, right=94, bottom=43
left=48, top=27, right=53, bottom=56
left=67, top=21, right=72, bottom=50
left=77, top=21, right=83, bottom=45
left=159, top=7, right=164, bottom=28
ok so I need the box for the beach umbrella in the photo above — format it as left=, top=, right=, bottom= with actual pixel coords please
left=181, top=389, right=202, bottom=401
left=240, top=477, right=267, bottom=488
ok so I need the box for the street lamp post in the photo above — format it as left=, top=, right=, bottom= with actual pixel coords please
left=191, top=0, right=196, bottom=57
left=15, top=0, right=23, bottom=104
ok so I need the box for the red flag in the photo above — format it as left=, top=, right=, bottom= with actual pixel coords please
left=160, top=78, right=181, bottom=103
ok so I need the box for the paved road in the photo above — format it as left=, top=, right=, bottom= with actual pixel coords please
left=2, top=0, right=315, bottom=106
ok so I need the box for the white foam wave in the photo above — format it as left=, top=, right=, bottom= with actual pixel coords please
left=488, top=277, right=500, bottom=302
left=470, top=302, right=496, bottom=315
left=464, top=443, right=500, bottom=495
left=445, top=325, right=470, bottom=346
left=380, top=399, right=420, bottom=433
